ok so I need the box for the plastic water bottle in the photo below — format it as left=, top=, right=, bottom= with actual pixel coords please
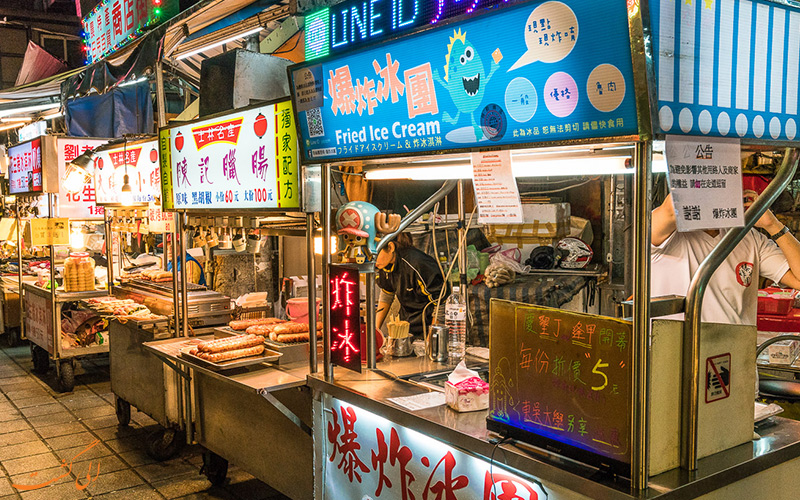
left=445, top=286, right=467, bottom=362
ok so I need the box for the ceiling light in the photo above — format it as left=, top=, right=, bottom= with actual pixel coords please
left=175, top=27, right=264, bottom=60
left=0, top=117, right=31, bottom=123
left=42, top=112, right=63, bottom=120
left=0, top=122, right=28, bottom=132
left=0, top=102, right=59, bottom=118
left=120, top=174, right=134, bottom=206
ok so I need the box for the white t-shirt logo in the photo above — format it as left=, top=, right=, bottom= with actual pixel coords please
left=736, top=262, right=754, bottom=287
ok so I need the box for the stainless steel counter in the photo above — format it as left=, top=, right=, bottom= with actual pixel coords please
left=308, top=356, right=800, bottom=500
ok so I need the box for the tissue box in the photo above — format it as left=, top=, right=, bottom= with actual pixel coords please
left=445, top=377, right=489, bottom=412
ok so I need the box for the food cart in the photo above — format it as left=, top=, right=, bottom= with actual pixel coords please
left=9, top=135, right=113, bottom=391
left=287, top=0, right=800, bottom=497
left=140, top=98, right=318, bottom=495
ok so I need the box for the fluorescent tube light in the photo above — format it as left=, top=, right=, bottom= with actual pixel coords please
left=0, top=117, right=31, bottom=123
left=42, top=112, right=63, bottom=120
left=176, top=27, right=264, bottom=60
left=0, top=102, right=59, bottom=118
left=0, top=122, right=27, bottom=132
left=118, top=76, right=149, bottom=87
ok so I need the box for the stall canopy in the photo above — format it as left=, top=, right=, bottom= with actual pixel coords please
left=15, top=41, right=68, bottom=87
left=65, top=81, right=154, bottom=137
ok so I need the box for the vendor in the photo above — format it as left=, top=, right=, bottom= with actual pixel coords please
left=651, top=193, right=800, bottom=325
left=375, top=233, right=449, bottom=338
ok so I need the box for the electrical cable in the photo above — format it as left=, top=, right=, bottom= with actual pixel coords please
left=488, top=435, right=512, bottom=496
left=518, top=177, right=598, bottom=196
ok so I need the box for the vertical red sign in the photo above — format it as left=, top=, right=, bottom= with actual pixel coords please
left=329, top=264, right=361, bottom=373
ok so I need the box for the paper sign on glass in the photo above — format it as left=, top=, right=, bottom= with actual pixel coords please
left=471, top=150, right=523, bottom=224
left=665, top=136, right=743, bottom=232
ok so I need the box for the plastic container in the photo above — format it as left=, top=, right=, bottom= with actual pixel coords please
left=445, top=286, right=467, bottom=362
left=757, top=288, right=797, bottom=316
left=64, top=252, right=95, bottom=292
left=286, top=297, right=321, bottom=324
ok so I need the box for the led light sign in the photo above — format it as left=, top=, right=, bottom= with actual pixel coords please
left=329, top=264, right=362, bottom=373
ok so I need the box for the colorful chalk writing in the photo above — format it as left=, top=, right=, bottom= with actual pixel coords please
left=488, top=300, right=632, bottom=474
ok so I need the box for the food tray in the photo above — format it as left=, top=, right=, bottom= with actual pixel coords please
left=214, top=326, right=311, bottom=364
left=179, top=345, right=282, bottom=371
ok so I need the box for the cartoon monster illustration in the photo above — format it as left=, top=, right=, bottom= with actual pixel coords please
left=433, top=28, right=500, bottom=141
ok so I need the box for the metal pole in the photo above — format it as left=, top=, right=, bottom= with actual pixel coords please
left=321, top=164, right=333, bottom=381
left=16, top=199, right=24, bottom=340
left=306, top=213, right=318, bottom=373
left=457, top=179, right=466, bottom=289
left=48, top=194, right=57, bottom=363
left=155, top=62, right=167, bottom=128
left=170, top=214, right=181, bottom=338
left=104, top=209, right=114, bottom=294
left=680, top=147, right=800, bottom=471
left=180, top=211, right=189, bottom=337
left=365, top=272, right=376, bottom=369
left=631, top=141, right=652, bottom=491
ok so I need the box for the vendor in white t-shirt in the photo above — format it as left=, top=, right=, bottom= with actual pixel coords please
left=651, top=193, right=800, bottom=325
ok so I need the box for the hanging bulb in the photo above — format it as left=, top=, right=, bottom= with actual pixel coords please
left=120, top=174, right=134, bottom=206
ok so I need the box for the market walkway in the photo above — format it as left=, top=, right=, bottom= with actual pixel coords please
left=0, top=343, right=289, bottom=500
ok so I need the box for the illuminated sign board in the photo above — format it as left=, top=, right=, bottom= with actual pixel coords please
left=8, top=138, right=43, bottom=195
left=291, top=0, right=638, bottom=162
left=329, top=264, right=361, bottom=373
left=93, top=139, right=160, bottom=206
left=652, top=0, right=800, bottom=141
left=81, top=0, right=178, bottom=63
left=159, top=100, right=300, bottom=211
left=57, top=138, right=109, bottom=219
left=304, top=0, right=516, bottom=61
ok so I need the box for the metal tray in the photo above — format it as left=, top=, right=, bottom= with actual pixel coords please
left=214, top=326, right=316, bottom=364
left=179, top=345, right=282, bottom=371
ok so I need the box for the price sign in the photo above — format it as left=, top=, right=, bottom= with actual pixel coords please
left=329, top=264, right=361, bottom=373
left=471, top=150, right=523, bottom=224
left=29, top=218, right=70, bottom=246
left=147, top=204, right=175, bottom=233
left=488, top=300, right=632, bottom=477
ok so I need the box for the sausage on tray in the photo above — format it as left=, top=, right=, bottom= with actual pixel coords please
left=272, top=321, right=323, bottom=335
left=245, top=324, right=281, bottom=336
left=229, top=318, right=285, bottom=331
left=275, top=330, right=324, bottom=343
left=198, top=345, right=265, bottom=363
left=198, top=334, right=263, bottom=353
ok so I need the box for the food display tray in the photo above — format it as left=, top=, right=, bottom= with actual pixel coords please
left=179, top=345, right=282, bottom=371
left=215, top=326, right=314, bottom=364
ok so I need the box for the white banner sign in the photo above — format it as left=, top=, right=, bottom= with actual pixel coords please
left=57, top=138, right=108, bottom=219
left=322, top=397, right=582, bottom=500
left=161, top=102, right=299, bottom=211
left=665, top=136, right=743, bottom=232
left=472, top=150, right=524, bottom=224
left=93, top=140, right=160, bottom=206
left=147, top=204, right=174, bottom=233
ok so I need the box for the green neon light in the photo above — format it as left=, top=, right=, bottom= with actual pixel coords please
left=305, top=8, right=330, bottom=61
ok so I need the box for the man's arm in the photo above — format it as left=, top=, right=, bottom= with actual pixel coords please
left=376, top=290, right=394, bottom=328
left=652, top=193, right=677, bottom=247
left=756, top=210, right=800, bottom=289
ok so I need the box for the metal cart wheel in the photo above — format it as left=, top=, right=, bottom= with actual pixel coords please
left=6, top=327, right=21, bottom=347
left=115, top=397, right=131, bottom=426
left=146, top=427, right=184, bottom=461
left=31, top=345, right=49, bottom=374
left=58, top=360, right=75, bottom=392
left=201, top=451, right=228, bottom=486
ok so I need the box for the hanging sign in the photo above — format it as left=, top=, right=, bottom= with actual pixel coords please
left=329, top=264, right=362, bottom=373
left=81, top=0, right=179, bottom=63
left=471, top=150, right=523, bottom=223
left=652, top=0, right=800, bottom=141
left=159, top=101, right=300, bottom=211
left=8, top=138, right=43, bottom=195
left=146, top=204, right=174, bottom=233
left=57, top=138, right=108, bottom=219
left=93, top=139, right=160, bottom=206
left=322, top=397, right=572, bottom=500
left=488, top=300, right=633, bottom=477
left=29, top=218, right=70, bottom=246
left=290, top=0, right=638, bottom=162
left=665, top=135, right=743, bottom=232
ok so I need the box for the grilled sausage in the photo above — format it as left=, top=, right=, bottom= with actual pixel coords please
left=229, top=318, right=285, bottom=331
left=198, top=334, right=262, bottom=353
left=200, top=345, right=264, bottom=362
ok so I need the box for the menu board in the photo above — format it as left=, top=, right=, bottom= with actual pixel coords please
left=57, top=138, right=108, bottom=219
left=93, top=139, right=160, bottom=206
left=488, top=300, right=632, bottom=476
left=159, top=100, right=300, bottom=211
left=8, top=138, right=43, bottom=195
left=290, top=0, right=638, bottom=162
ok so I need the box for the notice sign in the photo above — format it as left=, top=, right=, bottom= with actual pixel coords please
left=29, top=218, right=69, bottom=246
left=665, top=136, right=743, bottom=232
left=329, top=264, right=361, bottom=373
left=706, top=353, right=731, bottom=404
left=472, top=150, right=523, bottom=224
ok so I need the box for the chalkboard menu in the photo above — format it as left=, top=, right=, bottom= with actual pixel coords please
left=487, top=300, right=632, bottom=477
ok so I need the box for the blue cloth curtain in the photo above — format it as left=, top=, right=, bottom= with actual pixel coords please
left=65, top=81, right=153, bottom=137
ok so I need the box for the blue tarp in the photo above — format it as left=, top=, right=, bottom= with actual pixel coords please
left=65, top=81, right=153, bottom=137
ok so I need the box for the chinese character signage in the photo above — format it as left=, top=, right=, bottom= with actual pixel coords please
left=93, top=139, right=160, bottom=206
left=304, top=0, right=517, bottom=62
left=488, top=300, right=633, bottom=477
left=57, top=138, right=109, bottom=219
left=322, top=397, right=561, bottom=500
left=159, top=101, right=300, bottom=211
left=291, top=0, right=638, bottom=162
left=8, top=138, right=43, bottom=195
left=29, top=218, right=70, bottom=246
left=329, top=264, right=361, bottom=373
left=665, top=136, right=743, bottom=232
left=652, top=0, right=800, bottom=141
left=81, top=0, right=178, bottom=63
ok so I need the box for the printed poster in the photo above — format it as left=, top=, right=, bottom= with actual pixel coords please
left=471, top=150, right=524, bottom=224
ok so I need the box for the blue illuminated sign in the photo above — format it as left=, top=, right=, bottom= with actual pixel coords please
left=304, top=0, right=515, bottom=61
left=291, top=0, right=638, bottom=162
left=652, top=0, right=800, bottom=142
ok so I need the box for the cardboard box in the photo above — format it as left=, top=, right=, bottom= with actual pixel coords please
left=757, top=332, right=800, bottom=365
left=486, top=203, right=570, bottom=246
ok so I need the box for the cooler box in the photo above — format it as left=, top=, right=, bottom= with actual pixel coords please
left=757, top=307, right=800, bottom=332
left=757, top=288, right=797, bottom=316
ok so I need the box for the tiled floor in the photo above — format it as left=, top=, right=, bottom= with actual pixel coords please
left=0, top=340, right=290, bottom=500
